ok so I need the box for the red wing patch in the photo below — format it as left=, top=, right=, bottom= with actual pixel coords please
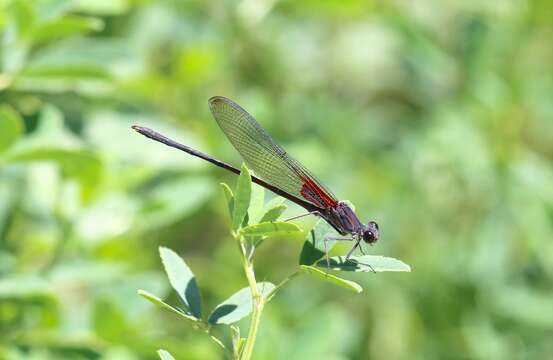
left=299, top=177, right=338, bottom=209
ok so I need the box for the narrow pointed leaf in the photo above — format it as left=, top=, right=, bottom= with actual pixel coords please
left=248, top=183, right=265, bottom=224
left=260, top=204, right=287, bottom=222
left=137, top=289, right=198, bottom=323
left=159, top=247, right=202, bottom=319
left=208, top=282, right=275, bottom=325
left=316, top=255, right=411, bottom=273
left=232, top=164, right=251, bottom=230
left=31, top=16, right=104, bottom=44
left=263, top=196, right=285, bottom=210
left=240, top=221, right=301, bottom=237
left=220, top=182, right=234, bottom=217
left=299, top=265, right=362, bottom=293
left=157, top=349, right=176, bottom=360
left=0, top=105, right=24, bottom=153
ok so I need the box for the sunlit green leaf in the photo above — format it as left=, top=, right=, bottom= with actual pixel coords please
left=316, top=255, right=411, bottom=273
left=137, top=289, right=198, bottom=324
left=240, top=221, right=301, bottom=237
left=263, top=196, right=285, bottom=210
left=159, top=247, right=202, bottom=319
left=232, top=164, right=251, bottom=231
left=260, top=204, right=287, bottom=222
left=21, top=65, right=111, bottom=79
left=0, top=105, right=24, bottom=153
left=31, top=16, right=104, bottom=44
left=157, top=349, right=176, bottom=360
left=220, top=182, right=234, bottom=217
left=35, top=0, right=76, bottom=19
left=12, top=0, right=35, bottom=36
left=208, top=282, right=275, bottom=325
left=299, top=265, right=362, bottom=293
left=248, top=183, right=265, bottom=224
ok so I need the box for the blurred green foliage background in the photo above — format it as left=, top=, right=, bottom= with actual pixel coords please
left=1, top=0, right=552, bottom=359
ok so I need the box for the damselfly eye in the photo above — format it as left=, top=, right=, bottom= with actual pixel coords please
left=363, top=221, right=380, bottom=243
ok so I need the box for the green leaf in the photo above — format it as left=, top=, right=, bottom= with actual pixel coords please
left=12, top=0, right=35, bottom=36
left=2, top=105, right=102, bottom=193
left=220, top=182, right=234, bottom=217
left=299, top=265, right=362, bottom=293
left=260, top=204, right=287, bottom=222
left=263, top=196, right=285, bottom=210
left=157, top=349, right=176, bottom=360
left=240, top=222, right=301, bottom=237
left=232, top=164, right=251, bottom=231
left=0, top=105, right=24, bottom=153
left=299, top=219, right=337, bottom=265
left=248, top=183, right=265, bottom=224
left=159, top=247, right=202, bottom=319
left=36, top=0, right=78, bottom=19
left=16, top=37, right=127, bottom=89
left=21, top=65, right=111, bottom=79
left=316, top=255, right=411, bottom=273
left=208, top=282, right=275, bottom=325
left=6, top=147, right=102, bottom=186
left=31, top=16, right=104, bottom=44
left=137, top=289, right=198, bottom=324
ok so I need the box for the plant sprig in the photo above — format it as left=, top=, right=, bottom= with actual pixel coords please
left=138, top=164, right=410, bottom=359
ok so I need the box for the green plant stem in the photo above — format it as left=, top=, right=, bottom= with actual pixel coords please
left=207, top=330, right=227, bottom=351
left=237, top=238, right=265, bottom=360
left=195, top=320, right=228, bottom=352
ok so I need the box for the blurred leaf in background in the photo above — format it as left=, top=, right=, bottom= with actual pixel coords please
left=1, top=0, right=552, bottom=359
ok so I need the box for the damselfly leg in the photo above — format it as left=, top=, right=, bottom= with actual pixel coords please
left=282, top=211, right=319, bottom=222
left=345, top=242, right=376, bottom=273
left=323, top=234, right=353, bottom=268
left=345, top=239, right=361, bottom=260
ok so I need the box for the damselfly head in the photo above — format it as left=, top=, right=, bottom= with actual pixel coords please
left=363, top=221, right=379, bottom=244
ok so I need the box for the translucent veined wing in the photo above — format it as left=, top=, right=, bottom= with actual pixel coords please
left=208, top=96, right=338, bottom=210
